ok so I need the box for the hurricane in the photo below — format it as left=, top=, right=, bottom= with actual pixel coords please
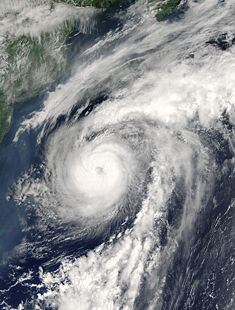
left=0, top=0, right=235, bottom=309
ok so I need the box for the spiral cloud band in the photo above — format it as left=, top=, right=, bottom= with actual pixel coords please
left=46, top=123, right=142, bottom=221
left=12, top=0, right=235, bottom=309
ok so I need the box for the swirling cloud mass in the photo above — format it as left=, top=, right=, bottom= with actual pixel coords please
left=7, top=0, right=235, bottom=309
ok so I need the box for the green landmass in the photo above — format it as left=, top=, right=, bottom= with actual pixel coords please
left=4, top=23, right=74, bottom=103
left=0, top=22, right=75, bottom=141
left=0, top=91, right=13, bottom=142
left=155, top=0, right=181, bottom=21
